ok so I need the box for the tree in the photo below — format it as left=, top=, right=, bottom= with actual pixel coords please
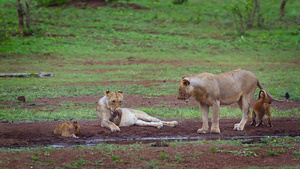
left=280, top=0, right=288, bottom=20
left=16, top=0, right=32, bottom=35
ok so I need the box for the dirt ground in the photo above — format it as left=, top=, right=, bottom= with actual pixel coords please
left=0, top=117, right=299, bottom=168
left=1, top=117, right=299, bottom=149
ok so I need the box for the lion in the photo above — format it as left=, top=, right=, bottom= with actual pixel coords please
left=54, top=121, right=81, bottom=138
left=96, top=90, right=178, bottom=132
left=250, top=89, right=289, bottom=127
left=177, top=69, right=289, bottom=134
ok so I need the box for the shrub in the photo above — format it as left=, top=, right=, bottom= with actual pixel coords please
left=35, top=0, right=70, bottom=7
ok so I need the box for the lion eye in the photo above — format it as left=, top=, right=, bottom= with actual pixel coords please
left=112, top=100, right=116, bottom=104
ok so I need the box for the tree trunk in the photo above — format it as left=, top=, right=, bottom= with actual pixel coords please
left=238, top=12, right=245, bottom=34
left=256, top=1, right=262, bottom=27
left=17, top=0, right=24, bottom=32
left=25, top=0, right=31, bottom=29
left=249, top=0, right=258, bottom=28
left=280, top=0, right=288, bottom=20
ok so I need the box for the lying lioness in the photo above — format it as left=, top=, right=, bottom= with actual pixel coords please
left=112, top=108, right=178, bottom=129
left=97, top=90, right=178, bottom=132
left=54, top=121, right=81, bottom=138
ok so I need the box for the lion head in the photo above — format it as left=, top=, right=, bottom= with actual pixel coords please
left=177, top=77, right=192, bottom=101
left=73, top=121, right=81, bottom=134
left=105, top=90, right=124, bottom=113
left=258, top=89, right=270, bottom=104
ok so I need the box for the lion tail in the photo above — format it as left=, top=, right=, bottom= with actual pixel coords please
left=257, top=80, right=289, bottom=103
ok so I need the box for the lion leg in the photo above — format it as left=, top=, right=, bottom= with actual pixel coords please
left=197, top=104, right=210, bottom=134
left=210, top=101, right=220, bottom=134
left=255, top=110, right=265, bottom=127
left=250, top=110, right=256, bottom=126
left=266, top=106, right=273, bottom=127
left=132, top=110, right=178, bottom=128
left=255, top=118, right=263, bottom=127
left=71, top=134, right=79, bottom=138
left=234, top=97, right=250, bottom=131
left=101, top=119, right=120, bottom=132
left=131, top=109, right=161, bottom=122
left=161, top=121, right=178, bottom=127
left=135, top=120, right=163, bottom=129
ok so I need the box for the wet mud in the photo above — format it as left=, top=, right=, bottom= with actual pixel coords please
left=0, top=117, right=299, bottom=148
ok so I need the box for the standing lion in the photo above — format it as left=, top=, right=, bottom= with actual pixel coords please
left=177, top=69, right=289, bottom=134
left=96, top=90, right=178, bottom=132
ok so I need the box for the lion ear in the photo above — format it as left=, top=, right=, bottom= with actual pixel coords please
left=258, top=90, right=262, bottom=99
left=105, top=90, right=110, bottom=96
left=118, top=90, right=123, bottom=94
left=182, top=78, right=190, bottom=86
left=263, top=90, right=268, bottom=99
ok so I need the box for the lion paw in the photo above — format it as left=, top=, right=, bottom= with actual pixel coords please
left=210, top=128, right=220, bottom=134
left=170, top=121, right=178, bottom=127
left=157, top=122, right=163, bottom=129
left=197, top=128, right=209, bottom=134
left=233, top=124, right=244, bottom=131
left=111, top=126, right=120, bottom=132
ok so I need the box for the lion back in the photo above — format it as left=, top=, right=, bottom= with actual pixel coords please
left=54, top=121, right=81, bottom=136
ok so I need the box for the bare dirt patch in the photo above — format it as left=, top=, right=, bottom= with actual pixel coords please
left=0, top=118, right=299, bottom=168
left=1, top=117, right=299, bottom=148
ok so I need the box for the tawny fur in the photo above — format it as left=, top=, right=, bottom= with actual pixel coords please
left=96, top=90, right=124, bottom=132
left=251, top=90, right=272, bottom=127
left=54, top=121, right=81, bottom=138
left=177, top=69, right=289, bottom=134
left=96, top=90, right=178, bottom=132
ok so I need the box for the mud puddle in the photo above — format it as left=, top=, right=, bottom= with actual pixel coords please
left=1, top=118, right=299, bottom=149
left=48, top=135, right=281, bottom=148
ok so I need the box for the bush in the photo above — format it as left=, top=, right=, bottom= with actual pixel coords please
left=35, top=0, right=70, bottom=7
left=172, top=0, right=188, bottom=5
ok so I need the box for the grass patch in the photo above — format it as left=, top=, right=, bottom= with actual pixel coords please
left=0, top=0, right=299, bottom=122
left=0, top=105, right=298, bottom=123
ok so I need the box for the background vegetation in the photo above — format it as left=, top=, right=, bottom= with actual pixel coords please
left=0, top=0, right=299, bottom=122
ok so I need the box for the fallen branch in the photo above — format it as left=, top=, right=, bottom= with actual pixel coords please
left=0, top=73, right=54, bottom=78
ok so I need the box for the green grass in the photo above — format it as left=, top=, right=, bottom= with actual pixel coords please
left=1, top=136, right=299, bottom=168
left=0, top=0, right=299, bottom=122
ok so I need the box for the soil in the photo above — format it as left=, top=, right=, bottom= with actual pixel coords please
left=1, top=117, right=299, bottom=149
left=0, top=117, right=299, bottom=168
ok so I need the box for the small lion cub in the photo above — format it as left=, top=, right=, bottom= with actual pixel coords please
left=54, top=121, right=81, bottom=138
left=250, top=90, right=272, bottom=127
left=109, top=109, right=122, bottom=126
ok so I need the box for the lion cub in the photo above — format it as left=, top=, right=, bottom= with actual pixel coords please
left=54, top=121, right=81, bottom=138
left=250, top=90, right=272, bottom=127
